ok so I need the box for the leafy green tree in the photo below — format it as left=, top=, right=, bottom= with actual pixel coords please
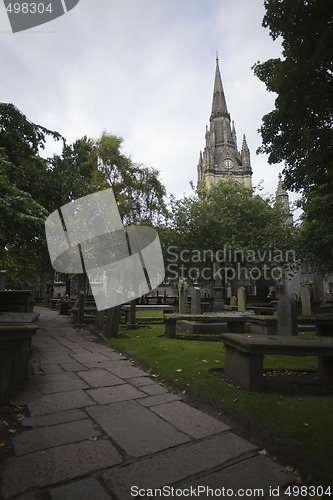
left=164, top=180, right=296, bottom=291
left=253, top=0, right=333, bottom=272
left=95, top=132, right=167, bottom=225
left=0, top=104, right=62, bottom=284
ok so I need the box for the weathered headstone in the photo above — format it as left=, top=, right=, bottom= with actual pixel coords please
left=77, top=292, right=85, bottom=326
left=191, top=287, right=201, bottom=314
left=212, top=263, right=225, bottom=312
left=127, top=299, right=139, bottom=329
left=94, top=310, right=105, bottom=332
left=230, top=296, right=237, bottom=308
left=237, top=287, right=247, bottom=312
left=104, top=305, right=121, bottom=338
left=0, top=271, right=7, bottom=291
left=277, top=294, right=297, bottom=336
left=178, top=279, right=189, bottom=314
left=301, top=285, right=312, bottom=316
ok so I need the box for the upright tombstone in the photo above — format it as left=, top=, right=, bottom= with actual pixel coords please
left=178, top=279, right=189, bottom=314
left=301, top=285, right=313, bottom=316
left=104, top=305, right=121, bottom=338
left=212, top=262, right=225, bottom=312
left=191, top=287, right=201, bottom=314
left=230, top=296, right=237, bottom=308
left=237, top=287, right=247, bottom=312
left=127, top=299, right=139, bottom=329
left=277, top=294, right=297, bottom=336
left=77, top=292, right=85, bottom=326
left=94, top=310, right=105, bottom=332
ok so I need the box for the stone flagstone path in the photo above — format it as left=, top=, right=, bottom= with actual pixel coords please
left=1, top=307, right=297, bottom=499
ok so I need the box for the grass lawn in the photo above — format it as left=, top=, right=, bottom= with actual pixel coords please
left=107, top=312, right=333, bottom=489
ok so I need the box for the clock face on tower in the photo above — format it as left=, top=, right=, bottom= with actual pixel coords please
left=223, top=159, right=233, bottom=169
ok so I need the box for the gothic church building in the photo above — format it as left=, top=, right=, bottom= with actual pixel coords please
left=197, top=57, right=252, bottom=189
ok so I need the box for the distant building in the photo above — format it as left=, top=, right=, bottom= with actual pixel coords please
left=197, top=56, right=252, bottom=189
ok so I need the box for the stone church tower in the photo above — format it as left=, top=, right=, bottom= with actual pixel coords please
left=197, top=57, right=253, bottom=189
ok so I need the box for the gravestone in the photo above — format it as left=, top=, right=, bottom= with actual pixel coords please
left=178, top=279, right=189, bottom=314
left=212, top=262, right=225, bottom=312
left=237, top=287, right=247, bottom=312
left=0, top=271, right=7, bottom=291
left=277, top=294, right=297, bottom=336
left=94, top=310, right=105, bottom=332
left=230, top=296, right=237, bottom=308
left=191, top=287, right=201, bottom=314
left=301, top=285, right=313, bottom=316
left=77, top=292, right=85, bottom=326
left=324, top=291, right=331, bottom=304
left=104, top=305, right=121, bottom=338
left=127, top=299, right=139, bottom=329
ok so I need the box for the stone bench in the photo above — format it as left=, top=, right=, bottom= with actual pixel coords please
left=221, top=333, right=333, bottom=392
left=164, top=314, right=251, bottom=338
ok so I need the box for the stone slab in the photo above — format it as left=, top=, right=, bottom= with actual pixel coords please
left=50, top=478, right=113, bottom=500
left=40, top=364, right=64, bottom=374
left=179, top=455, right=295, bottom=498
left=39, top=377, right=88, bottom=394
left=71, top=352, right=111, bottom=363
left=60, top=361, right=88, bottom=372
left=87, top=384, right=146, bottom=404
left=23, top=409, right=86, bottom=427
left=138, top=393, right=182, bottom=407
left=87, top=400, right=191, bottom=457
left=102, top=432, right=257, bottom=498
left=40, top=354, right=74, bottom=365
left=151, top=401, right=230, bottom=438
left=128, top=376, right=157, bottom=388
left=87, top=360, right=148, bottom=379
left=139, top=384, right=168, bottom=396
left=14, top=419, right=101, bottom=455
left=1, top=440, right=122, bottom=499
left=77, top=369, right=126, bottom=388
left=28, top=389, right=95, bottom=416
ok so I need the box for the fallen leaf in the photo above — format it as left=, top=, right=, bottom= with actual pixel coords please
left=8, top=429, right=16, bottom=434
left=233, top=398, right=239, bottom=403
left=39, top=450, right=46, bottom=455
left=215, top=360, right=221, bottom=363
left=258, top=449, right=267, bottom=456
left=303, top=422, right=309, bottom=427
left=0, top=440, right=6, bottom=447
left=89, top=437, right=98, bottom=441
left=182, top=390, right=186, bottom=395
left=202, top=360, right=208, bottom=363
left=175, top=368, right=182, bottom=373
left=285, top=466, right=294, bottom=472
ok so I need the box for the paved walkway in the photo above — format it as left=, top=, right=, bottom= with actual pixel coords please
left=1, top=307, right=296, bottom=499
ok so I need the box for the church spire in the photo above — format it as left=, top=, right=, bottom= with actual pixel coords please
left=211, top=57, right=228, bottom=119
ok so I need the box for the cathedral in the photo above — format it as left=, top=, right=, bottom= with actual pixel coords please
left=197, top=56, right=252, bottom=189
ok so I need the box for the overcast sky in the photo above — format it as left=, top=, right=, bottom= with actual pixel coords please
left=1, top=0, right=297, bottom=210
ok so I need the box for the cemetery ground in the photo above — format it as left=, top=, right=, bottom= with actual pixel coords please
left=105, top=311, right=333, bottom=489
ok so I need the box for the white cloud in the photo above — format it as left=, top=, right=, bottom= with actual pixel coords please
left=0, top=0, right=294, bottom=206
